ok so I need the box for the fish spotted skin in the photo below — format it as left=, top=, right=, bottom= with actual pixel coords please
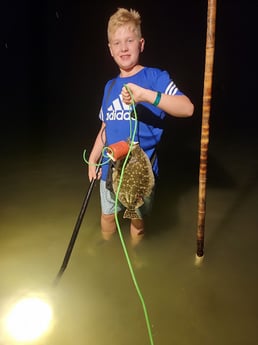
left=112, top=143, right=155, bottom=219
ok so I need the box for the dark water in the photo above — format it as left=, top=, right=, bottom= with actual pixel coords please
left=1, top=1, right=258, bottom=344
left=0, top=114, right=257, bottom=345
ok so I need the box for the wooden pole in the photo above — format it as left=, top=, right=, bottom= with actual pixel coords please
left=195, top=0, right=217, bottom=265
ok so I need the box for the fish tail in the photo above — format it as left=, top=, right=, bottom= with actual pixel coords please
left=123, top=209, right=142, bottom=220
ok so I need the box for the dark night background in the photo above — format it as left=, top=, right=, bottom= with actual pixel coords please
left=1, top=0, right=257, bottom=156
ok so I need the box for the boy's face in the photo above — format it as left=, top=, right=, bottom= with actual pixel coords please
left=108, top=25, right=144, bottom=72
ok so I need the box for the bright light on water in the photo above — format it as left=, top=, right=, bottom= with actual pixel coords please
left=5, top=296, right=53, bottom=342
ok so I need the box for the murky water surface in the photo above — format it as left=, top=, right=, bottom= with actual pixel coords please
left=0, top=125, right=257, bottom=345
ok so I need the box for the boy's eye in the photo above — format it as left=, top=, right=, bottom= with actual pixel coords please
left=111, top=38, right=135, bottom=47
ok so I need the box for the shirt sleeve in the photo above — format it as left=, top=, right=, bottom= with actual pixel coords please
left=151, top=68, right=184, bottom=96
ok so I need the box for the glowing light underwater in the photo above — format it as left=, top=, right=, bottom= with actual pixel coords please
left=4, top=296, right=53, bottom=342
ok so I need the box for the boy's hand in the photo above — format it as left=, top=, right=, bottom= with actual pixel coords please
left=121, top=83, right=143, bottom=104
left=88, top=163, right=102, bottom=182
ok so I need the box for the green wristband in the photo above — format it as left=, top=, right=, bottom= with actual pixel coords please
left=153, top=91, right=161, bottom=106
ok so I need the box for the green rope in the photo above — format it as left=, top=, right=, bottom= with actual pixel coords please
left=83, top=146, right=112, bottom=167
left=83, top=85, right=155, bottom=345
left=113, top=84, right=155, bottom=345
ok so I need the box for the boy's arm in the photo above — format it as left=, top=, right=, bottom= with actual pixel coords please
left=121, top=83, right=194, bottom=118
left=88, top=122, right=106, bottom=181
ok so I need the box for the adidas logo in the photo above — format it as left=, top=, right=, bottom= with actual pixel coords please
left=106, top=95, right=135, bottom=121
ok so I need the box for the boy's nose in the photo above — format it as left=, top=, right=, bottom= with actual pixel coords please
left=121, top=43, right=128, bottom=51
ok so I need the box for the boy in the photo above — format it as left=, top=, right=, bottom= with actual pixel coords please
left=88, top=8, right=194, bottom=244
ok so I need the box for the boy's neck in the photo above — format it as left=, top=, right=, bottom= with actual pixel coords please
left=119, top=64, right=144, bottom=78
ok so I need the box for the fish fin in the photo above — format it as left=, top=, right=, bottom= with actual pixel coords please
left=123, top=209, right=142, bottom=220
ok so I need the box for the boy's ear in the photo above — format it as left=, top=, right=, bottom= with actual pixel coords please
left=108, top=43, right=113, bottom=57
left=140, top=38, right=145, bottom=52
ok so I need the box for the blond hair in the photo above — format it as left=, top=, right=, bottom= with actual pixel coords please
left=107, top=8, right=142, bottom=42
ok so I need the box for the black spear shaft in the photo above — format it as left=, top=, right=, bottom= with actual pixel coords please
left=53, top=164, right=101, bottom=286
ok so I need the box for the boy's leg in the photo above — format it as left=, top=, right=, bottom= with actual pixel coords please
left=129, top=185, right=155, bottom=246
left=130, top=218, right=144, bottom=246
left=101, top=213, right=116, bottom=240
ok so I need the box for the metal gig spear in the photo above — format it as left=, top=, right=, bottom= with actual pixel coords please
left=195, top=0, right=217, bottom=265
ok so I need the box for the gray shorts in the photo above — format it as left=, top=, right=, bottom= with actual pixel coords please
left=100, top=179, right=155, bottom=217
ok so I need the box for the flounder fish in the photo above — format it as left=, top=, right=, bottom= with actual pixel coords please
left=112, top=142, right=155, bottom=219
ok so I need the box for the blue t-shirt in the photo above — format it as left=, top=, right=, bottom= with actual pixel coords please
left=99, top=67, right=183, bottom=181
